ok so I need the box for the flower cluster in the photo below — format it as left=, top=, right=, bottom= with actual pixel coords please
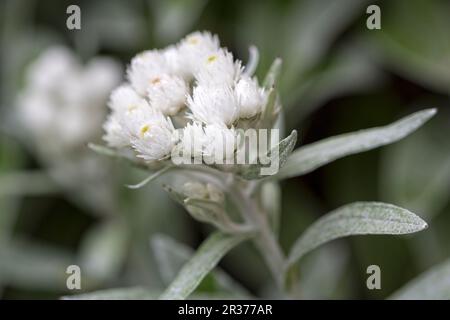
left=18, top=46, right=122, bottom=155
left=104, top=31, right=269, bottom=163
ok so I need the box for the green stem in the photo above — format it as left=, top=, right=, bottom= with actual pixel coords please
left=228, top=182, right=286, bottom=289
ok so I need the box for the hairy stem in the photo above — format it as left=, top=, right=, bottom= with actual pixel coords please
left=229, top=182, right=286, bottom=289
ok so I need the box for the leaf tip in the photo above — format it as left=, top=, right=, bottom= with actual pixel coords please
left=422, top=108, right=437, bottom=119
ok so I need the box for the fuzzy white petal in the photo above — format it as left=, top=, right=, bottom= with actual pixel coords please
left=194, top=48, right=242, bottom=87
left=178, top=31, right=220, bottom=75
left=235, top=76, right=267, bottom=118
left=127, top=50, right=169, bottom=96
left=147, top=74, right=188, bottom=116
left=187, top=85, right=239, bottom=126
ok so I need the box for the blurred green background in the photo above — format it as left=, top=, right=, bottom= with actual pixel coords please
left=0, top=0, right=449, bottom=299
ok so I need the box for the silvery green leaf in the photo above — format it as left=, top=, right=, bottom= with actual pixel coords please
left=259, top=88, right=279, bottom=129
left=244, top=45, right=260, bottom=77
left=159, top=231, right=251, bottom=300
left=389, top=258, right=450, bottom=300
left=184, top=198, right=253, bottom=234
left=163, top=185, right=251, bottom=234
left=286, top=202, right=428, bottom=267
left=150, top=234, right=252, bottom=297
left=79, top=220, right=128, bottom=282
left=277, top=109, right=436, bottom=180
left=162, top=184, right=187, bottom=205
left=240, top=130, right=297, bottom=180
left=263, top=58, right=282, bottom=89
left=62, top=287, right=158, bottom=300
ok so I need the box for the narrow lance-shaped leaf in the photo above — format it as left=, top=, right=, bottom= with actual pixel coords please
left=243, top=45, right=259, bottom=77
left=389, top=258, right=450, bottom=300
left=277, top=108, right=436, bottom=180
left=240, top=130, right=297, bottom=180
left=263, top=57, right=282, bottom=89
left=150, top=234, right=252, bottom=297
left=286, top=202, right=428, bottom=267
left=159, top=231, right=251, bottom=300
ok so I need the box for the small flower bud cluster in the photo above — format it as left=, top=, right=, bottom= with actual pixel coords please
left=103, top=31, right=269, bottom=163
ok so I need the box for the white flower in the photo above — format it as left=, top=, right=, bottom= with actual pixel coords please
left=187, top=85, right=239, bottom=126
left=178, top=31, right=220, bottom=75
left=235, top=76, right=267, bottom=118
left=18, top=46, right=121, bottom=152
left=176, top=123, right=236, bottom=163
left=108, top=84, right=146, bottom=114
left=146, top=74, right=188, bottom=116
left=202, top=124, right=236, bottom=163
left=103, top=115, right=129, bottom=148
left=103, top=85, right=147, bottom=148
left=127, top=50, right=169, bottom=96
left=83, top=58, right=123, bottom=99
left=177, top=122, right=207, bottom=158
left=118, top=104, right=175, bottom=161
left=26, top=46, right=78, bottom=92
left=162, top=45, right=189, bottom=80
left=17, top=92, right=54, bottom=135
left=101, top=30, right=270, bottom=165
left=194, top=48, right=242, bottom=86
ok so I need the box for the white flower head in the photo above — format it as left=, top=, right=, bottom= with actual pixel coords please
left=146, top=74, right=188, bottom=116
left=235, top=76, right=267, bottom=118
left=127, top=50, right=169, bottom=96
left=118, top=104, right=175, bottom=161
left=176, top=122, right=208, bottom=159
left=187, top=85, right=239, bottom=126
left=178, top=31, right=220, bottom=75
left=108, top=84, right=144, bottom=114
left=195, top=48, right=242, bottom=87
left=176, top=122, right=236, bottom=164
left=202, top=124, right=236, bottom=163
left=18, top=46, right=121, bottom=153
left=26, top=46, right=79, bottom=92
left=83, top=58, right=123, bottom=99
left=103, top=85, right=147, bottom=148
left=103, top=115, right=129, bottom=148
left=162, top=45, right=189, bottom=79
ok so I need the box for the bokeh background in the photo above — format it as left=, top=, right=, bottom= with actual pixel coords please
left=0, top=0, right=449, bottom=299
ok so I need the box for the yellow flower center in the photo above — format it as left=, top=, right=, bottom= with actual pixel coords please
left=127, top=105, right=138, bottom=113
left=207, top=55, right=217, bottom=63
left=150, top=77, right=161, bottom=85
left=188, top=37, right=198, bottom=44
left=140, top=124, right=151, bottom=137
